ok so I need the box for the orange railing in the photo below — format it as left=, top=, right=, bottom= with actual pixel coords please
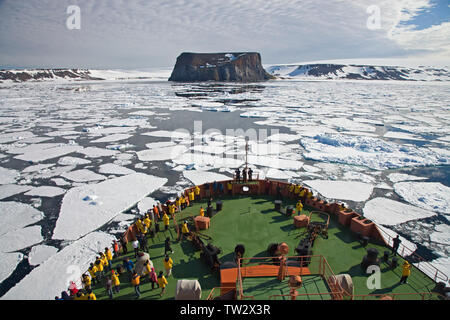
left=236, top=255, right=344, bottom=300
left=206, top=287, right=236, bottom=300
left=375, top=225, right=449, bottom=284
left=351, top=292, right=434, bottom=300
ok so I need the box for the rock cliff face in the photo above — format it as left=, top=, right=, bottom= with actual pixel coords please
left=169, top=52, right=274, bottom=82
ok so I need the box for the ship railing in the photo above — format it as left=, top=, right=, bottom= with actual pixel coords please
left=375, top=225, right=449, bottom=284
left=205, top=287, right=236, bottom=300
left=236, top=255, right=344, bottom=300
left=268, top=292, right=336, bottom=300
left=351, top=292, right=434, bottom=300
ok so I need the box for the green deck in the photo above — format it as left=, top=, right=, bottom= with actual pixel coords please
left=92, top=194, right=439, bottom=300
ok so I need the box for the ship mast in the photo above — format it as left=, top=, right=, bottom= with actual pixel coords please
left=245, top=137, right=249, bottom=171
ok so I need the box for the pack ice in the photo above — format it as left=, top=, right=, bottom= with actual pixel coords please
left=52, top=173, right=167, bottom=240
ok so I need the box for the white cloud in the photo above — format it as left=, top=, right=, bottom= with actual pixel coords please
left=0, top=0, right=448, bottom=68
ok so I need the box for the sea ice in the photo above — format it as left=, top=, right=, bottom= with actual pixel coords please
left=90, top=133, right=132, bottom=143
left=28, top=245, right=59, bottom=266
left=387, top=173, right=428, bottom=183
left=52, top=173, right=167, bottom=240
left=394, top=182, right=450, bottom=214
left=301, top=133, right=449, bottom=170
left=0, top=252, right=23, bottom=284
left=24, top=186, right=66, bottom=197
left=57, top=156, right=91, bottom=166
left=61, top=169, right=107, bottom=183
left=0, top=184, right=33, bottom=200
left=136, top=145, right=188, bottom=162
left=0, top=201, right=44, bottom=236
left=430, top=224, right=450, bottom=245
left=182, top=170, right=232, bottom=186
left=303, top=180, right=374, bottom=202
left=98, top=163, right=135, bottom=175
left=363, top=197, right=436, bottom=226
left=1, top=232, right=116, bottom=300
left=77, top=147, right=119, bottom=158
left=14, top=145, right=83, bottom=163
left=0, top=225, right=43, bottom=253
left=0, top=167, right=19, bottom=185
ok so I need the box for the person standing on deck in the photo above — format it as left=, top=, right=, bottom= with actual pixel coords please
left=199, top=206, right=205, bottom=217
left=212, top=181, right=218, bottom=196
left=157, top=271, right=168, bottom=297
left=276, top=183, right=282, bottom=200
left=219, top=182, right=224, bottom=195
left=235, top=168, right=241, bottom=182
left=399, top=260, right=412, bottom=284
left=132, top=238, right=140, bottom=258
left=189, top=190, right=195, bottom=205
left=87, top=289, right=96, bottom=300
left=163, top=255, right=173, bottom=277
left=123, top=258, right=134, bottom=282
left=392, top=235, right=402, bottom=255
left=165, top=237, right=174, bottom=255
left=105, top=277, right=114, bottom=299
left=105, top=247, right=113, bottom=270
left=227, top=181, right=233, bottom=195
left=296, top=200, right=303, bottom=215
left=82, top=274, right=91, bottom=292
left=149, top=267, right=157, bottom=290
left=120, top=236, right=128, bottom=255
left=248, top=167, right=253, bottom=181
left=194, top=185, right=201, bottom=200
left=113, top=240, right=120, bottom=258
left=180, top=221, right=190, bottom=240
left=111, top=269, right=120, bottom=293
left=131, top=271, right=141, bottom=299
left=88, top=263, right=98, bottom=286
left=95, top=257, right=104, bottom=280
left=242, top=167, right=248, bottom=183
left=163, top=212, right=170, bottom=231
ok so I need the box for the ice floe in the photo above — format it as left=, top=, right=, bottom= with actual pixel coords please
left=182, top=170, right=232, bottom=186
left=430, top=224, right=450, bottom=245
left=0, top=225, right=43, bottom=253
left=24, top=186, right=66, bottom=197
left=0, top=201, right=44, bottom=236
left=387, top=173, right=428, bottom=183
left=0, top=252, right=23, bottom=284
left=0, top=184, right=33, bottom=200
left=363, top=197, right=436, bottom=226
left=303, top=180, right=374, bottom=202
left=394, top=182, right=450, bottom=214
left=1, top=232, right=116, bottom=300
left=77, top=147, right=119, bottom=158
left=136, top=145, right=188, bottom=161
left=301, top=133, right=449, bottom=170
left=90, top=133, right=132, bottom=143
left=57, top=156, right=91, bottom=166
left=14, top=145, right=83, bottom=163
left=61, top=169, right=107, bottom=183
left=98, top=163, right=135, bottom=175
left=28, top=245, right=58, bottom=266
left=52, top=173, right=167, bottom=240
left=0, top=167, right=19, bottom=185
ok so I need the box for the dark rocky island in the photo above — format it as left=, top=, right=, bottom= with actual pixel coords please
left=168, top=52, right=274, bottom=82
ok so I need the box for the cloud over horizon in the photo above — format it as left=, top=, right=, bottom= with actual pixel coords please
left=0, top=0, right=448, bottom=69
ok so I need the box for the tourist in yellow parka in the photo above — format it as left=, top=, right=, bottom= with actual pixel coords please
left=157, top=271, right=168, bottom=297
left=399, top=261, right=412, bottom=284
left=163, top=213, right=170, bottom=230
left=111, top=270, right=120, bottom=293
left=163, top=255, right=173, bottom=277
left=296, top=201, right=303, bottom=215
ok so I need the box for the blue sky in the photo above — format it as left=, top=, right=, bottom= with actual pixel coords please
left=0, top=0, right=448, bottom=69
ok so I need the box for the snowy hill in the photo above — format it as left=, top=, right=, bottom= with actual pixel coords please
left=266, top=64, right=450, bottom=81
left=0, top=68, right=171, bottom=83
